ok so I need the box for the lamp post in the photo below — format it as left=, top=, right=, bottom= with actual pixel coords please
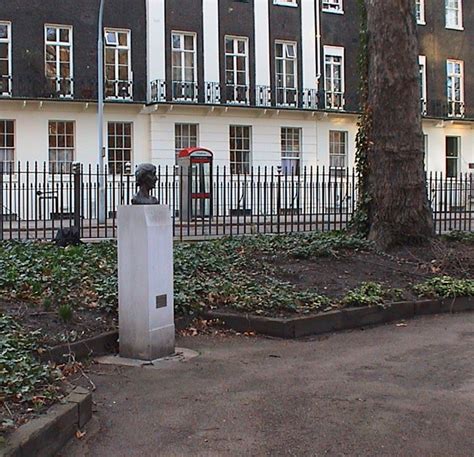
left=97, top=0, right=106, bottom=223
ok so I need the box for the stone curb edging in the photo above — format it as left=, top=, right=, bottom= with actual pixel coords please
left=38, top=316, right=194, bottom=364
left=37, top=298, right=474, bottom=363
left=2, top=386, right=92, bottom=457
left=39, top=330, right=119, bottom=364
left=202, top=296, right=474, bottom=339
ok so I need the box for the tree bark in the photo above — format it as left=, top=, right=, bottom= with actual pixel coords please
left=364, top=0, right=434, bottom=249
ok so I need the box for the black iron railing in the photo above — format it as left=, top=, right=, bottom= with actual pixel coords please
left=0, top=75, right=12, bottom=96
left=0, top=162, right=472, bottom=241
left=149, top=79, right=325, bottom=111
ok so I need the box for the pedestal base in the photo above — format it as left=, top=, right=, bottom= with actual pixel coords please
left=119, top=323, right=175, bottom=361
left=118, top=204, right=175, bottom=361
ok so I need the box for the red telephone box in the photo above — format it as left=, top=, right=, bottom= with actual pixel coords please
left=177, top=147, right=213, bottom=220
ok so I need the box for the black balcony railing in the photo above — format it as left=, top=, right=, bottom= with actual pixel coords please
left=325, top=91, right=345, bottom=110
left=105, top=79, right=133, bottom=100
left=172, top=81, right=198, bottom=102
left=0, top=75, right=12, bottom=96
left=426, top=100, right=467, bottom=119
left=256, top=85, right=271, bottom=107
left=47, top=76, right=74, bottom=98
left=150, top=80, right=326, bottom=111
left=204, top=81, right=221, bottom=104
left=448, top=100, right=465, bottom=118
left=275, top=87, right=298, bottom=107
left=224, top=84, right=250, bottom=105
left=2, top=75, right=141, bottom=102
left=421, top=98, right=427, bottom=116
left=150, top=79, right=166, bottom=102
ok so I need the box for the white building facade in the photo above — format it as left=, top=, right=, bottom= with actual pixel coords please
left=1, top=0, right=473, bottom=177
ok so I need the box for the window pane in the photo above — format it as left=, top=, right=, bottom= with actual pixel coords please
left=118, top=32, right=128, bottom=46
left=184, top=35, right=194, bottom=51
left=0, top=43, right=9, bottom=59
left=59, top=28, right=69, bottom=43
left=225, top=37, right=233, bottom=53
left=106, top=31, right=117, bottom=45
left=172, top=34, right=181, bottom=49
left=46, top=27, right=56, bottom=41
left=0, top=24, right=8, bottom=39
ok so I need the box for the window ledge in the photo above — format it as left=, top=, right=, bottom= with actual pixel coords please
left=322, top=9, right=344, bottom=15
left=106, top=97, right=133, bottom=102
left=273, top=1, right=298, bottom=7
left=445, top=25, right=464, bottom=31
left=417, top=20, right=426, bottom=26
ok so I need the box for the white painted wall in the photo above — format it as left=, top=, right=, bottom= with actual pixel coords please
left=146, top=0, right=166, bottom=100
left=254, top=0, right=271, bottom=87
left=149, top=107, right=474, bottom=175
left=149, top=106, right=358, bottom=170
left=301, top=0, right=317, bottom=90
left=0, top=100, right=150, bottom=166
left=422, top=120, right=474, bottom=174
left=202, top=0, right=220, bottom=83
left=1, top=99, right=473, bottom=176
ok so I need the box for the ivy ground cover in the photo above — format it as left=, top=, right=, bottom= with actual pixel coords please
left=1, top=231, right=473, bottom=433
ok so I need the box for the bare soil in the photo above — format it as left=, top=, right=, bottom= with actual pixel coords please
left=271, top=239, right=474, bottom=301
left=0, top=300, right=117, bottom=348
left=2, top=239, right=472, bottom=346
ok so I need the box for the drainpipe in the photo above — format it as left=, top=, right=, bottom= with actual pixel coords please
left=97, top=0, right=106, bottom=223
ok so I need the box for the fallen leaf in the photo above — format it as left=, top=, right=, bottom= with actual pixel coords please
left=75, top=430, right=86, bottom=440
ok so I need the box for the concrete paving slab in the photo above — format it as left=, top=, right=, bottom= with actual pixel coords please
left=95, top=347, right=199, bottom=368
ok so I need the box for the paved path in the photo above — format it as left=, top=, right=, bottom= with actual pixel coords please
left=62, top=313, right=474, bottom=457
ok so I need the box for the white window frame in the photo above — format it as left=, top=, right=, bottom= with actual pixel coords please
left=446, top=59, right=464, bottom=118
left=229, top=125, right=252, bottom=175
left=44, top=24, right=74, bottom=98
left=281, top=127, right=302, bottom=176
left=225, top=36, right=249, bottom=105
left=0, top=119, right=15, bottom=173
left=322, top=0, right=344, bottom=14
left=175, top=123, right=199, bottom=158
left=104, top=28, right=132, bottom=100
left=416, top=0, right=426, bottom=25
left=107, top=121, right=133, bottom=175
left=445, top=0, right=463, bottom=30
left=171, top=31, right=197, bottom=101
left=329, top=130, right=348, bottom=170
left=324, top=46, right=345, bottom=110
left=419, top=55, right=427, bottom=115
left=0, top=22, right=12, bottom=96
left=275, top=41, right=298, bottom=107
left=48, top=120, right=75, bottom=174
left=273, top=0, right=298, bottom=7
left=445, top=136, right=460, bottom=178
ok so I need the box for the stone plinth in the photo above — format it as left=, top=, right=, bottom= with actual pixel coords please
left=118, top=205, right=175, bottom=360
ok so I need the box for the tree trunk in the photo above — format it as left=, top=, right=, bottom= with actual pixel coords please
left=364, top=0, right=434, bottom=249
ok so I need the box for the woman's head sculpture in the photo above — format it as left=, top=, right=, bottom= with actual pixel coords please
left=131, top=163, right=159, bottom=205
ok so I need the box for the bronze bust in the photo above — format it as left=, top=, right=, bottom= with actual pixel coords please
left=132, top=163, right=159, bottom=205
